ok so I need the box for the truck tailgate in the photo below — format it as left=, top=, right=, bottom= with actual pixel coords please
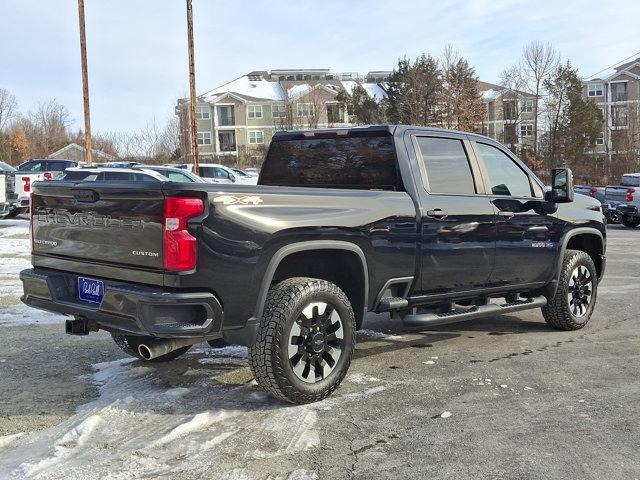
left=604, top=186, right=631, bottom=204
left=31, top=182, right=165, bottom=271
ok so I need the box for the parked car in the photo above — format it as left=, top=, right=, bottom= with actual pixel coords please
left=197, top=163, right=257, bottom=185
left=230, top=168, right=259, bottom=185
left=21, top=126, right=606, bottom=404
left=0, top=161, right=17, bottom=218
left=13, top=159, right=77, bottom=216
left=132, top=165, right=206, bottom=183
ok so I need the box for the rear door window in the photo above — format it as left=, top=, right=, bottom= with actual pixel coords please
left=476, top=143, right=533, bottom=197
left=260, top=134, right=403, bottom=190
left=416, top=137, right=476, bottom=194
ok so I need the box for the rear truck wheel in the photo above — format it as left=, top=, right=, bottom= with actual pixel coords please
left=110, top=333, right=192, bottom=362
left=622, top=215, right=640, bottom=228
left=249, top=277, right=356, bottom=404
left=542, top=249, right=597, bottom=331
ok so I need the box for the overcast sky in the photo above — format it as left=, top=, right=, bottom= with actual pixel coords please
left=2, top=0, right=639, bottom=133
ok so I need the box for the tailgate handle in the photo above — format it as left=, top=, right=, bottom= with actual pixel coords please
left=72, top=189, right=99, bottom=203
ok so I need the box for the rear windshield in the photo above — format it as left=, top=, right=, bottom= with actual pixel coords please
left=259, top=134, right=403, bottom=190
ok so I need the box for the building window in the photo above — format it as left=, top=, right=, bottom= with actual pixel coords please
left=610, top=82, right=628, bottom=102
left=272, top=104, right=286, bottom=118
left=588, top=83, right=604, bottom=97
left=248, top=130, right=264, bottom=144
left=520, top=124, right=533, bottom=137
left=595, top=132, right=605, bottom=145
left=197, top=131, right=212, bottom=145
left=196, top=105, right=210, bottom=120
left=248, top=105, right=263, bottom=119
left=503, top=100, right=517, bottom=120
left=297, top=103, right=315, bottom=117
left=326, top=103, right=342, bottom=123
left=611, top=105, right=628, bottom=127
left=217, top=105, right=235, bottom=126
left=521, top=99, right=534, bottom=113
left=218, top=131, right=236, bottom=152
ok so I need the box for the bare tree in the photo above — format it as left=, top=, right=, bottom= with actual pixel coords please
left=521, top=41, right=559, bottom=154
left=0, top=88, right=18, bottom=131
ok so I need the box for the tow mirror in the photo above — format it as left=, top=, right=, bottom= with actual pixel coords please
left=545, top=168, right=574, bottom=203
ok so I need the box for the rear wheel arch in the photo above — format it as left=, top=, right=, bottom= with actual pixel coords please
left=255, top=241, right=369, bottom=329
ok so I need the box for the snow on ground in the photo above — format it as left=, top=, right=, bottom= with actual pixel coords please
left=0, top=348, right=388, bottom=479
left=358, top=329, right=403, bottom=341
left=0, top=303, right=65, bottom=327
left=0, top=218, right=66, bottom=326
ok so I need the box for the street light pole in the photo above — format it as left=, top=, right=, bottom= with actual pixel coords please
left=186, top=0, right=199, bottom=172
left=77, top=0, right=93, bottom=165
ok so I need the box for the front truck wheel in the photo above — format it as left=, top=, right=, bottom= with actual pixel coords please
left=249, top=277, right=356, bottom=404
left=542, top=249, right=598, bottom=330
left=110, top=333, right=192, bottom=362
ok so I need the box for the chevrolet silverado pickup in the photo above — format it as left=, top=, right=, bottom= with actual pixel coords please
left=20, top=126, right=606, bottom=404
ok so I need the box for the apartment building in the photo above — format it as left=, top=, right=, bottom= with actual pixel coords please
left=175, top=69, right=389, bottom=160
left=176, top=69, right=535, bottom=160
left=478, top=81, right=536, bottom=154
left=583, top=57, right=640, bottom=158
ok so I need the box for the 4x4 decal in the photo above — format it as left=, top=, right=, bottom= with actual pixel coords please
left=213, top=195, right=263, bottom=206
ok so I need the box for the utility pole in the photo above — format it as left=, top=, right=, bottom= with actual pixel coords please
left=77, top=0, right=93, bottom=165
left=186, top=0, right=199, bottom=172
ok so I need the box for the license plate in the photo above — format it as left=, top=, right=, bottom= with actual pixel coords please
left=78, top=277, right=105, bottom=304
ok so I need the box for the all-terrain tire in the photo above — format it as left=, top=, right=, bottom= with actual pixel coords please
left=622, top=216, right=640, bottom=228
left=249, top=277, right=356, bottom=404
left=110, top=333, right=192, bottom=362
left=542, top=249, right=597, bottom=330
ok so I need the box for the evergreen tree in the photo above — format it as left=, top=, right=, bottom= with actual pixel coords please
left=543, top=61, right=602, bottom=168
left=386, top=54, right=441, bottom=125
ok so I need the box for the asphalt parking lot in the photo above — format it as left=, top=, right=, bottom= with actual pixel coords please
left=0, top=218, right=639, bottom=479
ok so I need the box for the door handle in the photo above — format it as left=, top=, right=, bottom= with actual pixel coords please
left=368, top=226, right=390, bottom=235
left=426, top=209, right=448, bottom=219
left=527, top=225, right=549, bottom=233
left=497, top=211, right=514, bottom=219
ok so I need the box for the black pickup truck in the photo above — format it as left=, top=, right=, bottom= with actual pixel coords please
left=20, top=126, right=606, bottom=404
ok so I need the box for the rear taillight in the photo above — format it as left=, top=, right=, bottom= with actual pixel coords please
left=163, top=196, right=204, bottom=271
left=589, top=188, right=597, bottom=198
left=626, top=187, right=635, bottom=203
left=22, top=177, right=31, bottom=193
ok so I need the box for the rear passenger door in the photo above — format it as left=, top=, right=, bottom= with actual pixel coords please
left=407, top=131, right=496, bottom=295
left=472, top=140, right=560, bottom=285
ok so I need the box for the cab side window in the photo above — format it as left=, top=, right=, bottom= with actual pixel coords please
left=416, top=136, right=476, bottom=194
left=477, top=143, right=533, bottom=197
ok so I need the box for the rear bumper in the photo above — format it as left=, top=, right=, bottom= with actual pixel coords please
left=20, top=268, right=223, bottom=338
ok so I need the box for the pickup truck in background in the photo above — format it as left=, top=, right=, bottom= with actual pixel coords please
left=575, top=173, right=640, bottom=227
left=11, top=159, right=78, bottom=217
left=20, top=126, right=606, bottom=404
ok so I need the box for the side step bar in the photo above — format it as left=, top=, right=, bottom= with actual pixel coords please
left=402, top=295, right=547, bottom=328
